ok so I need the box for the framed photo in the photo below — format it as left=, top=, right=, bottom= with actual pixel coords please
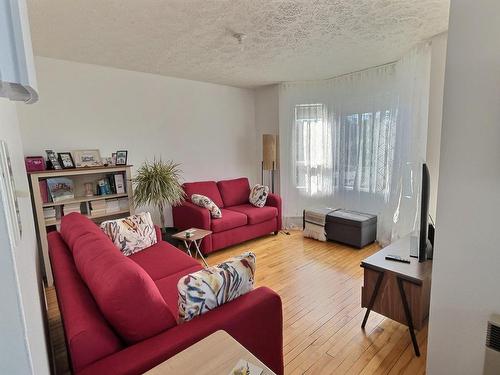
left=115, top=150, right=128, bottom=165
left=57, top=152, right=75, bottom=169
left=72, top=150, right=102, bottom=168
left=45, top=150, right=62, bottom=170
left=0, top=140, right=22, bottom=246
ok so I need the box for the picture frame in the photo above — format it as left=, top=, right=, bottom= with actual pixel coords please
left=72, top=150, right=102, bottom=168
left=57, top=152, right=76, bottom=169
left=45, top=150, right=62, bottom=170
left=115, top=150, right=128, bottom=166
left=0, top=140, right=22, bottom=246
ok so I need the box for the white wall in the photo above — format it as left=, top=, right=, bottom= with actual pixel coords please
left=16, top=57, right=257, bottom=225
left=427, top=1, right=500, bottom=374
left=0, top=98, right=50, bottom=374
left=427, top=32, right=447, bottom=220
left=254, top=84, right=279, bottom=190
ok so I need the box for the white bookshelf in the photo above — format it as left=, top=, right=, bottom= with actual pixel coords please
left=29, top=165, right=135, bottom=286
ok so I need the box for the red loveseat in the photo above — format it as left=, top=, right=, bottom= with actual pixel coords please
left=48, top=213, right=283, bottom=375
left=172, top=177, right=282, bottom=254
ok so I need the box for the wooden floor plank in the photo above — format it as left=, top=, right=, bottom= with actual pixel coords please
left=46, top=230, right=427, bottom=374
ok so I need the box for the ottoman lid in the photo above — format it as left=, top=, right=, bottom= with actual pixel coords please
left=326, top=209, right=377, bottom=227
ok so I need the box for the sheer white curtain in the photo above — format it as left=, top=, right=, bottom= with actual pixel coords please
left=279, top=43, right=431, bottom=244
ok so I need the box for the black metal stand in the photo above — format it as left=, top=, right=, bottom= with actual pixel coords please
left=261, top=161, right=276, bottom=194
left=397, top=277, right=421, bottom=356
left=271, top=161, right=275, bottom=193
left=361, top=270, right=384, bottom=328
left=361, top=271, right=421, bottom=357
left=261, top=161, right=264, bottom=185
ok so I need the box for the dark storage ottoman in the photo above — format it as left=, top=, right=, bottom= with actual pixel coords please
left=325, top=210, right=377, bottom=248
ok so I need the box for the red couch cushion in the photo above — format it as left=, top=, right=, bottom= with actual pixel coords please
left=154, top=265, right=203, bottom=317
left=217, top=178, right=250, bottom=207
left=226, top=204, right=278, bottom=225
left=210, top=208, right=247, bottom=233
left=60, top=212, right=105, bottom=251
left=48, top=232, right=123, bottom=373
left=63, top=214, right=177, bottom=344
left=129, top=241, right=201, bottom=281
left=183, top=181, right=224, bottom=208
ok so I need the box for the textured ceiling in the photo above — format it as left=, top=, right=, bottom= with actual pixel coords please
left=27, top=0, right=450, bottom=88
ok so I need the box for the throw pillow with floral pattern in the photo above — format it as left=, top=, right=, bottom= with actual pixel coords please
left=178, top=252, right=256, bottom=322
left=100, top=212, right=157, bottom=256
left=191, top=194, right=222, bottom=218
left=249, top=184, right=269, bottom=208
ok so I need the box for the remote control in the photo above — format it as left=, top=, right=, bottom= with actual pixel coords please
left=385, top=254, right=411, bottom=264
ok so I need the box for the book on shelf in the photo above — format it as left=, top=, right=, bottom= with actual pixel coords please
left=43, top=207, right=56, bottom=219
left=90, top=200, right=106, bottom=209
left=114, top=173, right=125, bottom=194
left=43, top=206, right=62, bottom=224
left=46, top=177, right=74, bottom=203
left=105, top=199, right=120, bottom=213
left=97, top=179, right=112, bottom=195
left=106, top=174, right=116, bottom=194
left=118, top=197, right=129, bottom=211
left=90, top=208, right=106, bottom=215
left=90, top=200, right=107, bottom=216
left=94, top=173, right=126, bottom=195
left=63, top=202, right=81, bottom=215
left=39, top=180, right=50, bottom=203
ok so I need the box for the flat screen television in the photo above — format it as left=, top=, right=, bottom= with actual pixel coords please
left=412, top=163, right=433, bottom=262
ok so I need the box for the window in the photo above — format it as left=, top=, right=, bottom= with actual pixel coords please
left=339, top=110, right=396, bottom=193
left=293, top=104, right=332, bottom=196
left=294, top=104, right=396, bottom=196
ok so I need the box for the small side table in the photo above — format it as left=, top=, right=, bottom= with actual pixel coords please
left=172, top=228, right=211, bottom=268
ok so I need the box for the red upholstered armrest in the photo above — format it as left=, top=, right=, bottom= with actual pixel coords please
left=77, top=287, right=284, bottom=375
left=266, top=193, right=282, bottom=230
left=172, top=201, right=211, bottom=231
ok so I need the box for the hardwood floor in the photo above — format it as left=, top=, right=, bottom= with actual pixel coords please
left=46, top=230, right=427, bottom=374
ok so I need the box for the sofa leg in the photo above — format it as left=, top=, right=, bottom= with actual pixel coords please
left=273, top=231, right=279, bottom=235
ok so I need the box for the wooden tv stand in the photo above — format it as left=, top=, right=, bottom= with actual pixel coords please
left=360, top=235, right=432, bottom=356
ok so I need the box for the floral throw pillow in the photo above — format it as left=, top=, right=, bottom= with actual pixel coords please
left=249, top=184, right=269, bottom=208
left=191, top=194, right=222, bottom=218
left=178, top=252, right=256, bottom=322
left=100, top=212, right=157, bottom=256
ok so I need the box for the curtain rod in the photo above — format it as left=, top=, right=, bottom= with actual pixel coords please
left=325, top=60, right=398, bottom=80
left=281, top=60, right=398, bottom=87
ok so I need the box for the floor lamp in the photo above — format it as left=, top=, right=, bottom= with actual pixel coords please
left=262, top=134, right=277, bottom=193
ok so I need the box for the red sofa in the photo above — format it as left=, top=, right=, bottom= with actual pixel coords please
left=173, top=177, right=282, bottom=254
left=48, top=213, right=283, bottom=375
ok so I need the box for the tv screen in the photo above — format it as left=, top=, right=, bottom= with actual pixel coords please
left=419, top=163, right=431, bottom=262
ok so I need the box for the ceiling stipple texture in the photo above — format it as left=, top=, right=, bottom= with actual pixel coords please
left=27, top=0, right=450, bottom=88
